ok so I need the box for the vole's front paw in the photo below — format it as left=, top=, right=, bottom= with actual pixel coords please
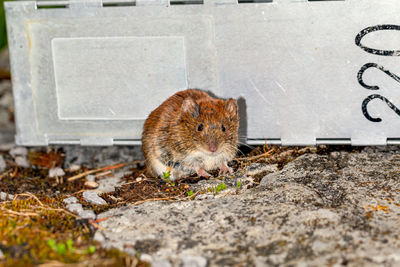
left=196, top=167, right=211, bottom=178
left=219, top=162, right=233, bottom=175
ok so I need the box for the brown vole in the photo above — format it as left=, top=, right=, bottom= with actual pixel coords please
left=142, top=89, right=239, bottom=180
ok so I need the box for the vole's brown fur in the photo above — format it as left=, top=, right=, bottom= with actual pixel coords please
left=142, top=89, right=239, bottom=180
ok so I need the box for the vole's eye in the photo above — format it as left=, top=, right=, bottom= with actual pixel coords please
left=221, top=125, right=226, bottom=132
left=197, top=124, right=204, bottom=131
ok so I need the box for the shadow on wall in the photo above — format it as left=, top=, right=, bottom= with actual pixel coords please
left=237, top=96, right=247, bottom=145
left=0, top=0, right=9, bottom=50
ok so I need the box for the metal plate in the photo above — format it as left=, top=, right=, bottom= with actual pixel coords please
left=5, top=0, right=400, bottom=145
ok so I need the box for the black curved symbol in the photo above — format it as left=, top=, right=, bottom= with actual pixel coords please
left=357, top=63, right=400, bottom=90
left=355, top=25, right=400, bottom=56
left=362, top=94, right=400, bottom=122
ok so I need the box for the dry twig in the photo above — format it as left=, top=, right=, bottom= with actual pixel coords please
left=0, top=169, right=13, bottom=180
left=0, top=206, right=39, bottom=217
left=67, top=161, right=144, bottom=182
left=15, top=192, right=44, bottom=206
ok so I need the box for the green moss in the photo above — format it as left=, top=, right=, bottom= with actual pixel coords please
left=0, top=196, right=148, bottom=266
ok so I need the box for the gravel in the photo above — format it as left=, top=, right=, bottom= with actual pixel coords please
left=82, top=191, right=107, bottom=205
left=49, top=167, right=65, bottom=178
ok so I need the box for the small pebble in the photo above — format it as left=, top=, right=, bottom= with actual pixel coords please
left=66, top=203, right=84, bottom=214
left=82, top=190, right=107, bottom=205
left=140, top=254, right=153, bottom=263
left=0, top=143, right=14, bottom=151
left=180, top=255, right=207, bottom=267
left=93, top=231, right=106, bottom=243
left=0, top=191, right=14, bottom=201
left=68, top=164, right=81, bottom=172
left=86, top=175, right=96, bottom=182
left=136, top=177, right=142, bottom=182
left=0, top=92, right=12, bottom=108
left=79, top=209, right=96, bottom=220
left=330, top=151, right=340, bottom=159
left=9, top=147, right=28, bottom=157
left=124, top=247, right=136, bottom=256
left=84, top=181, right=99, bottom=189
left=49, top=167, right=65, bottom=178
left=0, top=155, right=6, bottom=173
left=15, top=156, right=30, bottom=168
left=63, top=196, right=78, bottom=205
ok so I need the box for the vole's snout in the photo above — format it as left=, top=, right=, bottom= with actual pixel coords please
left=208, top=142, right=218, bottom=153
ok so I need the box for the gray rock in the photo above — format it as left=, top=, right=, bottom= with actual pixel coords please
left=180, top=255, right=207, bottom=267
left=66, top=203, right=84, bottom=214
left=93, top=231, right=106, bottom=243
left=0, top=155, right=6, bottom=173
left=194, top=193, right=214, bottom=201
left=49, top=167, right=65, bottom=178
left=97, top=171, right=128, bottom=193
left=244, top=163, right=279, bottom=177
left=14, top=156, right=29, bottom=168
left=152, top=259, right=172, bottom=267
left=0, top=192, right=14, bottom=201
left=82, top=190, right=107, bottom=205
left=79, top=209, right=96, bottom=220
left=9, top=147, right=28, bottom=157
left=97, top=149, right=400, bottom=266
left=63, top=196, right=78, bottom=205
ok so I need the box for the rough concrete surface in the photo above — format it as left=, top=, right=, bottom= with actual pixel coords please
left=98, top=148, right=400, bottom=267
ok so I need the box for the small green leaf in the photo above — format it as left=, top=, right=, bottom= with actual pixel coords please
left=215, top=182, right=227, bottom=195
left=88, top=245, right=96, bottom=253
left=47, top=239, right=56, bottom=250
left=237, top=181, right=242, bottom=189
left=163, top=171, right=170, bottom=179
left=187, top=190, right=193, bottom=197
left=66, top=239, right=74, bottom=251
left=56, top=243, right=66, bottom=255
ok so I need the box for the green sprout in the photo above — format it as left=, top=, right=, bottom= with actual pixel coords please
left=237, top=181, right=242, bottom=189
left=163, top=171, right=170, bottom=179
left=215, top=182, right=227, bottom=195
left=84, top=245, right=96, bottom=254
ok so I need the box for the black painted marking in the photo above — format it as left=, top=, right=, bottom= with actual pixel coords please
left=355, top=25, right=400, bottom=56
left=362, top=94, right=400, bottom=122
left=357, top=63, right=400, bottom=90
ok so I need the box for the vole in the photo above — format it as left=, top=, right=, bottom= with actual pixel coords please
left=142, top=89, right=239, bottom=181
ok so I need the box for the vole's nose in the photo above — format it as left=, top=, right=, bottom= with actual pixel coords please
left=208, top=142, right=218, bottom=153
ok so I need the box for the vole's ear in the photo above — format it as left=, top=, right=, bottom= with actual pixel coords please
left=225, top=98, right=238, bottom=118
left=182, top=97, right=200, bottom=118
